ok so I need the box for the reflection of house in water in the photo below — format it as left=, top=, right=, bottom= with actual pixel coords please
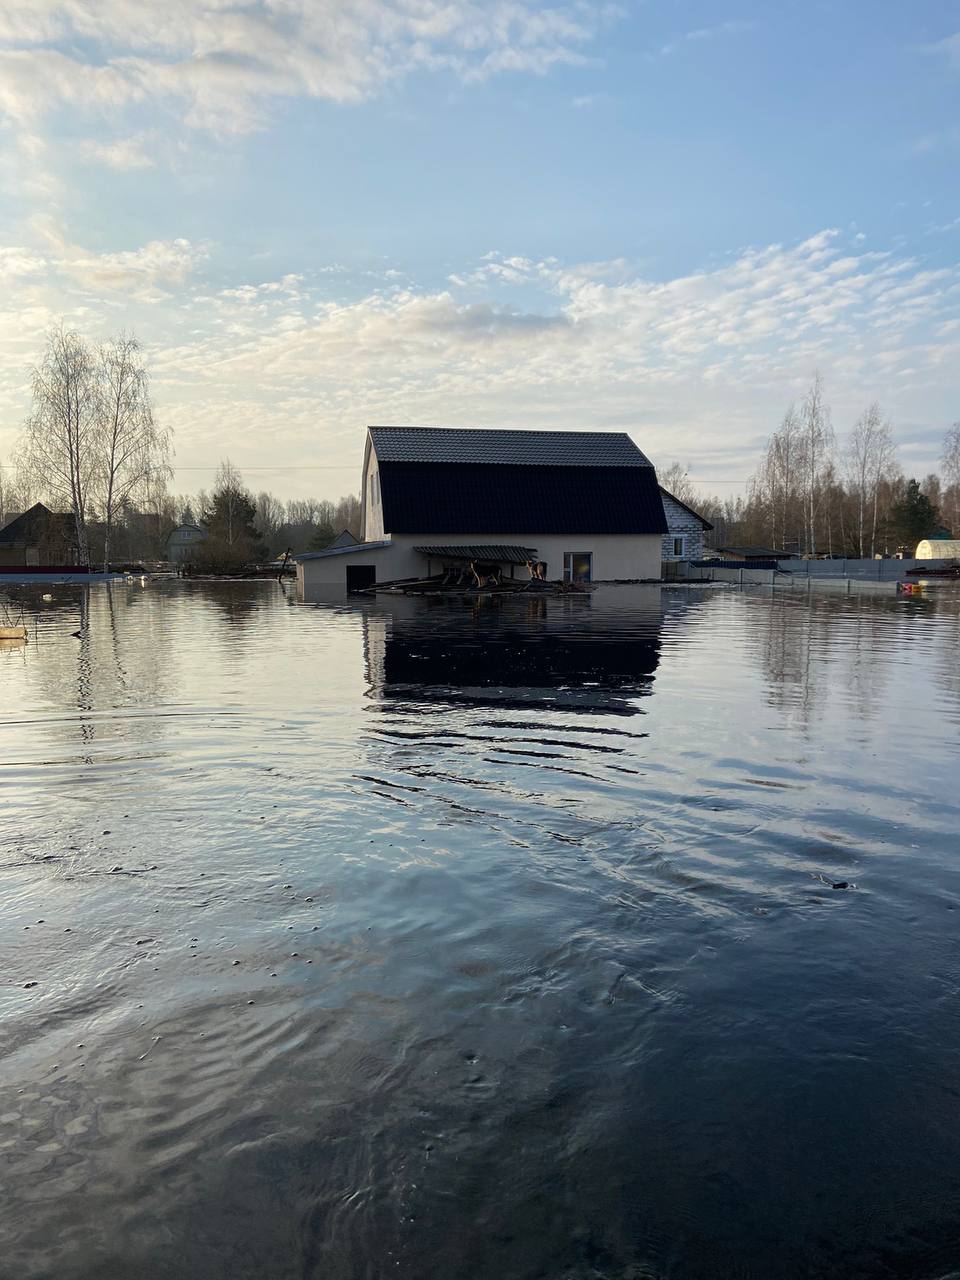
left=360, top=587, right=663, bottom=715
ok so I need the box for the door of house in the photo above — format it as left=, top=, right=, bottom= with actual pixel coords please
left=563, top=552, right=593, bottom=583
left=346, top=565, right=376, bottom=592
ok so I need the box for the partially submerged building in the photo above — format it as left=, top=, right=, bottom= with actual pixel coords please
left=297, top=426, right=667, bottom=594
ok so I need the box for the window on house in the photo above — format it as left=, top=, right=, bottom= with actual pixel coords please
left=672, top=536, right=686, bottom=558
left=371, top=471, right=380, bottom=506
left=563, top=552, right=592, bottom=583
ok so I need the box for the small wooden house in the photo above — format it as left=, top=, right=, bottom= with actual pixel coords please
left=0, top=503, right=78, bottom=568
left=166, top=524, right=207, bottom=565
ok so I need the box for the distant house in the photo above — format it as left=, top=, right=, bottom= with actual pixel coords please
left=0, top=503, right=78, bottom=568
left=714, top=546, right=801, bottom=562
left=660, top=488, right=712, bottom=562
left=166, top=523, right=207, bottom=565
left=297, top=426, right=667, bottom=593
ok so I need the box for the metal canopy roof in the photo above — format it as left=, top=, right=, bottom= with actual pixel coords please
left=414, top=544, right=537, bottom=563
left=295, top=539, right=391, bottom=561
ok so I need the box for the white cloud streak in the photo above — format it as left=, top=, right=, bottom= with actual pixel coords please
left=0, top=0, right=614, bottom=141
left=1, top=228, right=958, bottom=492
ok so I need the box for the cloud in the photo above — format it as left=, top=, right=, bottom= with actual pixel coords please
left=30, top=220, right=208, bottom=297
left=928, top=31, right=960, bottom=70
left=571, top=91, right=610, bottom=108
left=0, top=1, right=615, bottom=137
left=0, top=246, right=47, bottom=279
left=654, top=18, right=754, bottom=58
left=80, top=133, right=157, bottom=170
left=2, top=228, right=959, bottom=493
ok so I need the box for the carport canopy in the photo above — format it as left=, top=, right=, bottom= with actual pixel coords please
left=413, top=544, right=537, bottom=563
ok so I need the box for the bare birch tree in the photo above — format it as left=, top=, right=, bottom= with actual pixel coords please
left=658, top=462, right=698, bottom=507
left=770, top=406, right=802, bottom=551
left=868, top=420, right=897, bottom=557
left=942, top=423, right=960, bottom=536
left=798, top=373, right=834, bottom=555
left=845, top=403, right=895, bottom=557
left=19, top=327, right=98, bottom=566
left=95, top=335, right=171, bottom=571
left=0, top=463, right=10, bottom=527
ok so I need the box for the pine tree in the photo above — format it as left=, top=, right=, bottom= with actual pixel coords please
left=200, top=461, right=268, bottom=569
left=890, top=479, right=942, bottom=550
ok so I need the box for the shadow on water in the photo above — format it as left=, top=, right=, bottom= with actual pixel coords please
left=356, top=588, right=662, bottom=714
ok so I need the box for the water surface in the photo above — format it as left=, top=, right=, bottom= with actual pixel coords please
left=2, top=580, right=959, bottom=1279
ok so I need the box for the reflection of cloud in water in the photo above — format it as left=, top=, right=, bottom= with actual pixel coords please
left=358, top=588, right=662, bottom=715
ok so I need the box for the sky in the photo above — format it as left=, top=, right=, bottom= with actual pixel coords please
left=0, top=0, right=958, bottom=502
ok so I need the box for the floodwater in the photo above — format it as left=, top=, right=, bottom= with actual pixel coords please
left=1, top=580, right=960, bottom=1280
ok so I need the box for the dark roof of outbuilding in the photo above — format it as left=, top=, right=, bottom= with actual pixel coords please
left=413, top=544, right=537, bottom=563
left=718, top=546, right=800, bottom=558
left=378, top=461, right=667, bottom=536
left=327, top=529, right=360, bottom=549
left=369, top=426, right=654, bottom=468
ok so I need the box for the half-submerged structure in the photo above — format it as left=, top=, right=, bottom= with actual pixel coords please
left=297, top=426, right=667, bottom=595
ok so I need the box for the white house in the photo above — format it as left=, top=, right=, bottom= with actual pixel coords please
left=297, top=426, right=667, bottom=595
left=659, top=488, right=713, bottom=562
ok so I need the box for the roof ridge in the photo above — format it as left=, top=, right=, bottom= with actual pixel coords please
left=368, top=425, right=653, bottom=468
left=368, top=425, right=634, bottom=436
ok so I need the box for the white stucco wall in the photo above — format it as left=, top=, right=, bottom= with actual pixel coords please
left=298, top=532, right=661, bottom=596
left=363, top=452, right=384, bottom=541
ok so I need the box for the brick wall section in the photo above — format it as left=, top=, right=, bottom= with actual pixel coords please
left=661, top=493, right=706, bottom=561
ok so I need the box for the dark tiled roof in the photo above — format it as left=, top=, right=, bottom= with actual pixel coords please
left=379, top=462, right=668, bottom=536
left=413, top=544, right=538, bottom=563
left=369, top=426, right=653, bottom=468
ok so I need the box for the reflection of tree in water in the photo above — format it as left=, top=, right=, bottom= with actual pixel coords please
left=928, top=594, right=960, bottom=717
left=754, top=596, right=820, bottom=727
left=362, top=589, right=663, bottom=716
left=830, top=601, right=897, bottom=725
left=187, top=580, right=276, bottom=628
left=1, top=583, right=175, bottom=754
left=756, top=589, right=960, bottom=729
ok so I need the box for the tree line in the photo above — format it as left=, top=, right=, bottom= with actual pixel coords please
left=2, top=327, right=172, bottom=570
left=171, top=462, right=362, bottom=570
left=5, top=335, right=957, bottom=569
left=662, top=376, right=960, bottom=557
left=0, top=328, right=361, bottom=570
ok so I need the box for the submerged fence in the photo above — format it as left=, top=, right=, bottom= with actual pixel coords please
left=662, top=556, right=956, bottom=594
